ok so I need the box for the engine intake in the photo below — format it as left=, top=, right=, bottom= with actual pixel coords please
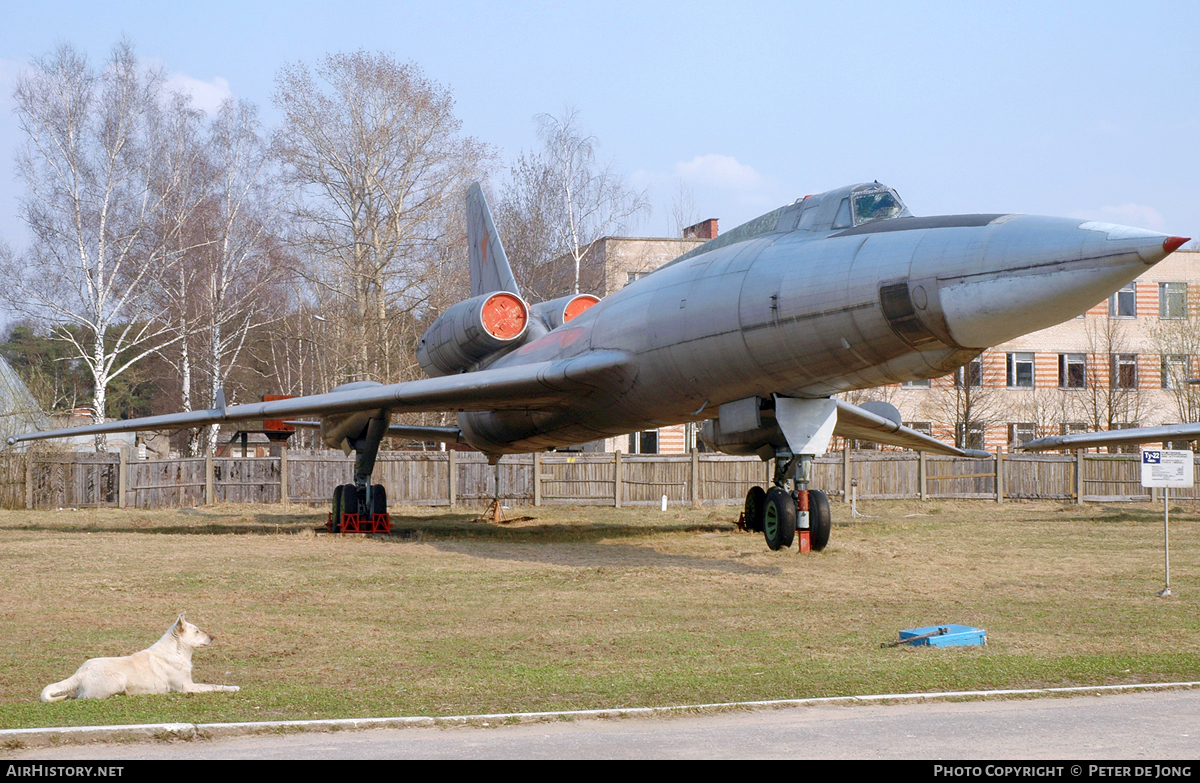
left=417, top=291, right=530, bottom=377
left=530, top=294, right=600, bottom=331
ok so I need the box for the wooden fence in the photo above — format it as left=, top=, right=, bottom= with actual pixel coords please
left=0, top=448, right=1189, bottom=511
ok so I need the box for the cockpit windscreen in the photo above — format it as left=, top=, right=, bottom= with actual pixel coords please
left=853, top=190, right=906, bottom=226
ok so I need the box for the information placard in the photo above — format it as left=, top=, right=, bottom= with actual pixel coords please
left=1140, top=449, right=1194, bottom=488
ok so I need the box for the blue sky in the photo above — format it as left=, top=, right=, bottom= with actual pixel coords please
left=1, top=0, right=1197, bottom=251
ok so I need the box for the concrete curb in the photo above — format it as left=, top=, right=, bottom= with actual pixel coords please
left=4, top=681, right=1197, bottom=749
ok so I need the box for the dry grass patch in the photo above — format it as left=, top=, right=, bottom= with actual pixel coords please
left=0, top=499, right=1196, bottom=730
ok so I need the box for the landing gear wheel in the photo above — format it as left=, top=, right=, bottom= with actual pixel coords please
left=808, top=489, right=831, bottom=551
left=341, top=484, right=359, bottom=517
left=744, top=486, right=766, bottom=532
left=370, top=484, right=387, bottom=517
left=330, top=484, right=346, bottom=533
left=763, top=487, right=796, bottom=551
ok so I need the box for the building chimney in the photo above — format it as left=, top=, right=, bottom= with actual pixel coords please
left=682, top=218, right=718, bottom=240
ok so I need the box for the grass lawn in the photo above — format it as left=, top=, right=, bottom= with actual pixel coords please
left=1, top=498, right=1196, bottom=730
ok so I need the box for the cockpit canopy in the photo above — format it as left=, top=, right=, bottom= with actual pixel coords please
left=806, top=182, right=911, bottom=232
left=654, top=181, right=913, bottom=271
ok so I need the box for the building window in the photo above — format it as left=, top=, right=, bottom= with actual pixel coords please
left=1162, top=355, right=1191, bottom=389
left=1111, top=354, right=1138, bottom=389
left=1059, top=353, right=1086, bottom=388
left=902, top=378, right=931, bottom=389
left=955, top=357, right=983, bottom=388
left=625, top=271, right=648, bottom=287
left=627, top=430, right=658, bottom=454
left=1008, top=422, right=1036, bottom=447
left=955, top=421, right=985, bottom=450
left=905, top=421, right=932, bottom=435
left=1160, top=282, right=1187, bottom=319
left=1007, top=352, right=1035, bottom=388
left=1061, top=422, right=1088, bottom=437
left=1110, top=282, right=1136, bottom=317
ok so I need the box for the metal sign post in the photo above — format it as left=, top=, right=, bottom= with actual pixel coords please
left=1140, top=449, right=1193, bottom=596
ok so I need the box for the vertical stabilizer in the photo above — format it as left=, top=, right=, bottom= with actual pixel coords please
left=467, top=183, right=520, bottom=298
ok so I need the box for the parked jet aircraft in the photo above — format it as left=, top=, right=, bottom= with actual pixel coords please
left=8, top=182, right=1189, bottom=551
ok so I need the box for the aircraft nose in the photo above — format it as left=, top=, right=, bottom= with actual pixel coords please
left=931, top=217, right=1187, bottom=349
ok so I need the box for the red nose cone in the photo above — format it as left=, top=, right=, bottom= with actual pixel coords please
left=1163, top=236, right=1190, bottom=254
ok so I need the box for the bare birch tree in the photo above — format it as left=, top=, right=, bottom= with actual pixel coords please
left=1150, top=302, right=1200, bottom=426
left=923, top=355, right=1003, bottom=450
left=495, top=108, right=649, bottom=299
left=273, top=51, right=490, bottom=384
left=2, top=42, right=186, bottom=450
left=1079, top=315, right=1146, bottom=443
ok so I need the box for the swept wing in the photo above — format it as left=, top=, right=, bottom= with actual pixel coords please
left=7, top=350, right=634, bottom=446
left=833, top=400, right=990, bottom=458
left=1019, top=423, right=1200, bottom=453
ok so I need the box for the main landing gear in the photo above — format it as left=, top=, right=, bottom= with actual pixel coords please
left=742, top=452, right=831, bottom=552
left=329, top=483, right=391, bottom=534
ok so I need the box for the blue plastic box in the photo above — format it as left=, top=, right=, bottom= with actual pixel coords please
left=898, top=624, right=986, bottom=648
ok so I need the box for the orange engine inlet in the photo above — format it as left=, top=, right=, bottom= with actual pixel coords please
left=481, top=292, right=527, bottom=339
left=563, top=294, right=600, bottom=322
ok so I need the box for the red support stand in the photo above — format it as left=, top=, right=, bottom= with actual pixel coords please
left=326, top=512, right=391, bottom=534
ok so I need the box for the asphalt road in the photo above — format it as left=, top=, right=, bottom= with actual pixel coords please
left=9, top=689, right=1199, bottom=760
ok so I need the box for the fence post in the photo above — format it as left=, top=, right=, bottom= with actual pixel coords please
left=279, top=445, right=289, bottom=507
left=1076, top=449, right=1084, bottom=505
left=118, top=447, right=128, bottom=509
left=614, top=451, right=622, bottom=508
left=25, top=453, right=33, bottom=510
left=530, top=451, right=540, bottom=506
left=843, top=447, right=851, bottom=503
left=691, top=448, right=700, bottom=507
left=996, top=447, right=1004, bottom=503
left=205, top=454, right=214, bottom=506
left=448, top=449, right=456, bottom=507
left=918, top=451, right=927, bottom=501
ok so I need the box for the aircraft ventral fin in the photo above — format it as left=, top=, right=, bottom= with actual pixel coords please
left=8, top=351, right=636, bottom=445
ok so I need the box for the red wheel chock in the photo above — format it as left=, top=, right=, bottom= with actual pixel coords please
left=326, top=512, right=391, bottom=534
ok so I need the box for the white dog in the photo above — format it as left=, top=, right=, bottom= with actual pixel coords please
left=40, top=613, right=240, bottom=702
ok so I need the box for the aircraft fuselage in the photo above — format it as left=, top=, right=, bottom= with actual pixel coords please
left=460, top=189, right=1173, bottom=454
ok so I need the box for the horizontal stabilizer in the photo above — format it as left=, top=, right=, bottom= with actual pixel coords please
left=1019, top=423, right=1200, bottom=452
left=833, top=399, right=991, bottom=458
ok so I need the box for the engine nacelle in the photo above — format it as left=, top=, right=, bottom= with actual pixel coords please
left=417, top=291, right=530, bottom=377
left=699, top=417, right=786, bottom=461
left=529, top=293, right=600, bottom=331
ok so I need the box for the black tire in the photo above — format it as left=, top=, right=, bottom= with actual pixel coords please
left=330, top=484, right=345, bottom=533
left=808, top=489, right=831, bottom=551
left=744, top=486, right=766, bottom=532
left=339, top=484, right=359, bottom=520
left=370, top=483, right=387, bottom=517
left=763, top=487, right=796, bottom=551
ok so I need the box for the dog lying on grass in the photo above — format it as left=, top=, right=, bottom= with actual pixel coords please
left=40, top=613, right=240, bottom=702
